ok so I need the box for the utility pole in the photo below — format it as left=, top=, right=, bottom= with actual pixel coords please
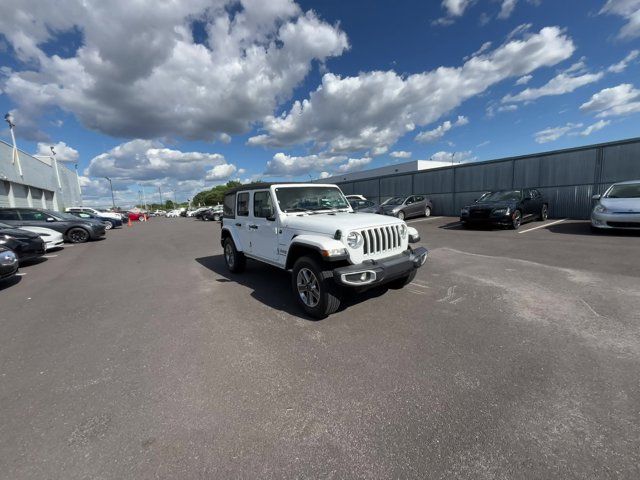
left=158, top=185, right=164, bottom=209
left=4, top=113, right=23, bottom=176
left=74, top=163, right=83, bottom=203
left=105, top=176, right=115, bottom=209
left=172, top=189, right=178, bottom=207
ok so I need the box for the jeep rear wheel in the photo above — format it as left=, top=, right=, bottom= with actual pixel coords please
left=224, top=237, right=246, bottom=273
left=292, top=256, right=341, bottom=319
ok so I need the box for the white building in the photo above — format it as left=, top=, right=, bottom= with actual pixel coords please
left=0, top=139, right=82, bottom=211
left=320, top=160, right=453, bottom=183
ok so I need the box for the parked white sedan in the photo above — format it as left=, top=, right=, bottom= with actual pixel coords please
left=18, top=226, right=64, bottom=251
left=591, top=180, right=640, bottom=231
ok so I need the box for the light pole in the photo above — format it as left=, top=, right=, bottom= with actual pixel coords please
left=172, top=189, right=177, bottom=207
left=158, top=185, right=163, bottom=209
left=4, top=113, right=23, bottom=176
left=50, top=146, right=62, bottom=190
left=105, top=176, right=115, bottom=209
left=74, top=163, right=83, bottom=203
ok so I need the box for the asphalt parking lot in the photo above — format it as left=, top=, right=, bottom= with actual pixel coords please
left=1, top=217, right=639, bottom=479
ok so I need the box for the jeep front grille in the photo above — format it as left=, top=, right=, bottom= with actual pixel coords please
left=361, top=225, right=403, bottom=256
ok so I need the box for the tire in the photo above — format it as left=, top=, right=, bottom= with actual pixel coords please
left=292, top=256, right=341, bottom=319
left=67, top=227, right=90, bottom=243
left=510, top=210, right=522, bottom=230
left=424, top=206, right=432, bottom=217
left=104, top=221, right=113, bottom=230
left=388, top=270, right=416, bottom=289
left=223, top=237, right=245, bottom=273
left=539, top=204, right=549, bottom=221
left=397, top=211, right=405, bottom=221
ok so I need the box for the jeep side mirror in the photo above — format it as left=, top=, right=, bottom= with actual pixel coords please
left=265, top=206, right=276, bottom=221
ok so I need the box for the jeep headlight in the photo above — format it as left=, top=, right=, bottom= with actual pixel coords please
left=593, top=205, right=607, bottom=213
left=399, top=224, right=407, bottom=238
left=347, top=231, right=363, bottom=249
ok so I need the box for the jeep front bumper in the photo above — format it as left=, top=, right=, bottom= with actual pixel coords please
left=333, top=247, right=428, bottom=287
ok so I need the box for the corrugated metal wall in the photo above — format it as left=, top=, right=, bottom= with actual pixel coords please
left=337, top=138, right=640, bottom=219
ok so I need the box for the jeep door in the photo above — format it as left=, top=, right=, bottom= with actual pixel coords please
left=234, top=192, right=252, bottom=251
left=248, top=190, right=280, bottom=263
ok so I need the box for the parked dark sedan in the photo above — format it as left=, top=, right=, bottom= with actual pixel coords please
left=349, top=199, right=380, bottom=213
left=202, top=208, right=223, bottom=221
left=0, top=223, right=46, bottom=263
left=0, top=245, right=19, bottom=280
left=460, top=188, right=548, bottom=229
left=68, top=211, right=123, bottom=229
left=379, top=195, right=433, bottom=220
left=0, top=208, right=106, bottom=243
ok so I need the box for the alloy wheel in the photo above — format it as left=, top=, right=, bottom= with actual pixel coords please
left=225, top=242, right=234, bottom=269
left=297, top=267, right=320, bottom=308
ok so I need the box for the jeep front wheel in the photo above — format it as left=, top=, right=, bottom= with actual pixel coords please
left=223, top=237, right=246, bottom=273
left=292, top=256, right=341, bottom=319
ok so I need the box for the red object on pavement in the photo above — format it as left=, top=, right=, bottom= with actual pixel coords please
left=128, top=211, right=144, bottom=222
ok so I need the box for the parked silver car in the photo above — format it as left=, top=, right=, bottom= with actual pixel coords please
left=591, top=180, right=640, bottom=231
left=379, top=195, right=433, bottom=220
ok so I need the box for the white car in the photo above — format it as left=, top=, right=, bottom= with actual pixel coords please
left=66, top=207, right=122, bottom=222
left=18, top=226, right=64, bottom=251
left=166, top=209, right=181, bottom=218
left=591, top=180, right=640, bottom=231
left=221, top=183, right=427, bottom=319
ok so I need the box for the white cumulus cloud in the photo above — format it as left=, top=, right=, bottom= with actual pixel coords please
left=35, top=141, right=79, bottom=163
left=534, top=122, right=583, bottom=143
left=580, top=120, right=611, bottom=136
left=249, top=27, right=575, bottom=154
left=390, top=151, right=412, bottom=159
left=0, top=0, right=348, bottom=141
left=580, top=83, right=640, bottom=117
left=415, top=116, right=469, bottom=143
left=608, top=49, right=639, bottom=73
left=600, top=0, right=640, bottom=39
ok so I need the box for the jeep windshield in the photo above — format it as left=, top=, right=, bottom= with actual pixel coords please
left=274, top=186, right=349, bottom=213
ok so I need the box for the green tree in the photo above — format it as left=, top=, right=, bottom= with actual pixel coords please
left=192, top=180, right=243, bottom=206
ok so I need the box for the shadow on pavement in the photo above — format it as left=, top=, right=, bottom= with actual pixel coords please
left=19, top=257, right=48, bottom=267
left=0, top=275, right=21, bottom=290
left=547, top=221, right=640, bottom=237
left=195, top=255, right=390, bottom=320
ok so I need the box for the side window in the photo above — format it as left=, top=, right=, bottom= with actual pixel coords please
left=405, top=196, right=414, bottom=205
left=522, top=189, right=531, bottom=199
left=414, top=195, right=424, bottom=202
left=365, top=201, right=374, bottom=207
left=237, top=192, right=249, bottom=217
left=532, top=189, right=541, bottom=199
left=223, top=193, right=235, bottom=218
left=253, top=191, right=274, bottom=218
left=19, top=210, right=47, bottom=221
left=0, top=209, right=19, bottom=220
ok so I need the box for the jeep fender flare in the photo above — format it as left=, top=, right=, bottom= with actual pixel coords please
left=285, top=235, right=347, bottom=269
left=220, top=226, right=245, bottom=252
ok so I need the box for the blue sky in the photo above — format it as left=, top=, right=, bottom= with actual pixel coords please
left=0, top=0, right=639, bottom=206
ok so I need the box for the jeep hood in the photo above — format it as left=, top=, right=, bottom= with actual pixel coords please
left=282, top=212, right=403, bottom=235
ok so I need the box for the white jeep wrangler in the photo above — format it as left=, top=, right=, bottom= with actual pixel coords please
left=220, top=183, right=428, bottom=319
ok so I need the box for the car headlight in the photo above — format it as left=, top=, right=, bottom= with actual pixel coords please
left=492, top=207, right=510, bottom=215
left=399, top=224, right=407, bottom=238
left=593, top=205, right=607, bottom=213
left=460, top=207, right=469, bottom=214
left=347, top=231, right=363, bottom=248
left=0, top=250, right=17, bottom=266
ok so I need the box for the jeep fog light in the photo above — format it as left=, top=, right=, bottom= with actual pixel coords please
left=347, top=231, right=363, bottom=248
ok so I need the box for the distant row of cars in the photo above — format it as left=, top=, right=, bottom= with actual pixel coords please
left=0, top=205, right=141, bottom=286
left=345, top=179, right=640, bottom=232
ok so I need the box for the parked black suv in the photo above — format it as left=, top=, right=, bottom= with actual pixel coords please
left=460, top=189, right=548, bottom=229
left=0, top=208, right=106, bottom=243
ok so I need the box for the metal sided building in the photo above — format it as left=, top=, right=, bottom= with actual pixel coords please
left=332, top=137, right=640, bottom=219
left=0, top=139, right=82, bottom=211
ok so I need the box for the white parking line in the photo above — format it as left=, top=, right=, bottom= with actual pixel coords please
left=16, top=272, right=27, bottom=276
left=407, top=216, right=441, bottom=224
left=43, top=255, right=58, bottom=258
left=518, top=218, right=567, bottom=234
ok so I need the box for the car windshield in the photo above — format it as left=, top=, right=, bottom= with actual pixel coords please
left=605, top=183, right=640, bottom=198
left=382, top=197, right=404, bottom=206
left=274, top=186, right=349, bottom=212
left=478, top=190, right=522, bottom=202
left=49, top=211, right=80, bottom=221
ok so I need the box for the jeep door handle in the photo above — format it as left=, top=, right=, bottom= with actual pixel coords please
left=248, top=224, right=258, bottom=230
left=235, top=223, right=242, bottom=227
